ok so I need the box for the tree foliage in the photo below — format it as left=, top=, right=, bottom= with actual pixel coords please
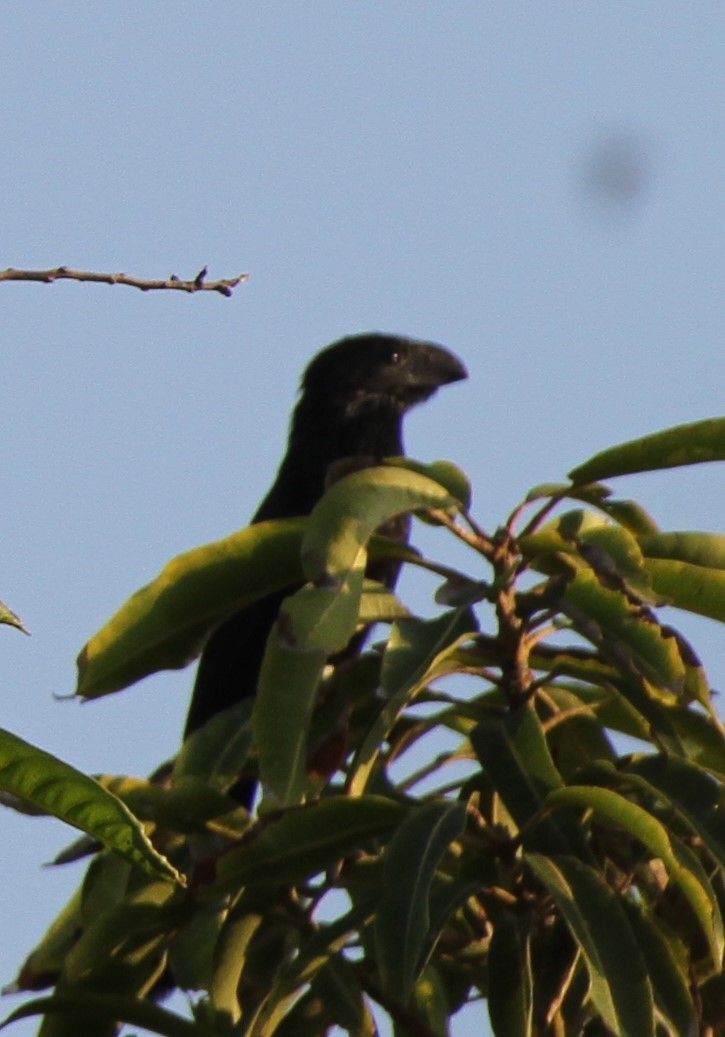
left=5, top=419, right=725, bottom=1037
left=0, top=614, right=177, bottom=883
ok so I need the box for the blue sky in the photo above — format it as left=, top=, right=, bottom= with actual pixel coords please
left=0, top=5, right=724, bottom=1035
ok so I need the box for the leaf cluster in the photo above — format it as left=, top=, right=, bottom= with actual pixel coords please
left=5, top=419, right=725, bottom=1037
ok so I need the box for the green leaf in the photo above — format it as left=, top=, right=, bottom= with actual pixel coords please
left=526, top=854, right=655, bottom=1037
left=487, top=911, right=533, bottom=1037
left=77, top=518, right=307, bottom=699
left=0, top=992, right=215, bottom=1037
left=300, top=465, right=458, bottom=584
left=562, top=569, right=685, bottom=693
left=639, top=531, right=725, bottom=570
left=546, top=785, right=723, bottom=967
left=254, top=467, right=462, bottom=806
left=527, top=654, right=687, bottom=757
left=383, top=457, right=472, bottom=510
left=409, top=966, right=451, bottom=1037
left=26, top=878, right=187, bottom=1035
left=521, top=508, right=659, bottom=601
left=537, top=686, right=617, bottom=780
left=525, top=482, right=572, bottom=502
left=664, top=704, right=725, bottom=780
left=209, top=796, right=405, bottom=896
left=12, top=888, right=83, bottom=992
left=569, top=416, right=725, bottom=483
left=380, top=608, right=479, bottom=701
left=563, top=509, right=661, bottom=603
left=254, top=625, right=327, bottom=808
left=645, top=558, right=725, bottom=623
left=422, top=873, right=486, bottom=972
left=167, top=904, right=227, bottom=992
left=375, top=801, right=467, bottom=1000
left=470, top=705, right=588, bottom=856
left=622, top=754, right=725, bottom=870
left=358, top=578, right=410, bottom=622
left=0, top=598, right=28, bottom=633
left=61, top=879, right=179, bottom=985
left=281, top=575, right=364, bottom=654
left=349, top=608, right=478, bottom=796
left=99, top=774, right=243, bottom=835
left=0, top=728, right=180, bottom=883
left=524, top=482, right=612, bottom=505
left=639, top=533, right=725, bottom=629
left=172, top=699, right=254, bottom=794
left=620, top=901, right=697, bottom=1037
left=598, top=498, right=661, bottom=535
left=248, top=903, right=374, bottom=1037
left=209, top=903, right=263, bottom=1024
left=309, top=954, right=377, bottom=1037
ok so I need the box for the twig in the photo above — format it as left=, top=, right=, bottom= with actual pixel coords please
left=429, top=509, right=495, bottom=558
left=0, top=265, right=249, bottom=298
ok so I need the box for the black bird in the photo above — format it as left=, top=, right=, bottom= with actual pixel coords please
left=183, top=333, right=467, bottom=785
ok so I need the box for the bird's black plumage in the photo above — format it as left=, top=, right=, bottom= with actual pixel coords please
left=183, top=333, right=466, bottom=762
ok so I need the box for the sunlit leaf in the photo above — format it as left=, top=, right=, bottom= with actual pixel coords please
left=645, top=558, right=725, bottom=623
left=301, top=465, right=458, bottom=584
left=0, top=598, right=28, bottom=633
left=0, top=729, right=179, bottom=883
left=524, top=482, right=611, bottom=504
left=281, top=576, right=364, bottom=654
left=77, top=518, right=307, bottom=699
left=569, top=417, right=725, bottom=483
left=598, top=498, right=661, bottom=535
left=255, top=466, right=463, bottom=807
left=209, top=904, right=263, bottom=1024
left=358, top=579, right=410, bottom=622
left=562, top=569, right=684, bottom=692
left=639, top=531, right=725, bottom=570
left=383, top=457, right=471, bottom=510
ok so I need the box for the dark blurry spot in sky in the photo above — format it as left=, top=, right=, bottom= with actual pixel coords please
left=578, top=128, right=655, bottom=221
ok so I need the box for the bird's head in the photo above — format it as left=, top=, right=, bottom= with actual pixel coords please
left=301, top=333, right=467, bottom=418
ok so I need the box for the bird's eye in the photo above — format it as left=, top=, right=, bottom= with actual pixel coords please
left=388, top=349, right=401, bottom=365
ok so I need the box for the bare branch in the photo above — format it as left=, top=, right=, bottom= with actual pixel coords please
left=0, top=265, right=249, bottom=298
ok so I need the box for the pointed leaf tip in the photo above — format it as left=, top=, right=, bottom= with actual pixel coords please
left=570, top=417, right=725, bottom=484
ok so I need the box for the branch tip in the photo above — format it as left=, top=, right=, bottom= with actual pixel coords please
left=0, top=265, right=249, bottom=298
